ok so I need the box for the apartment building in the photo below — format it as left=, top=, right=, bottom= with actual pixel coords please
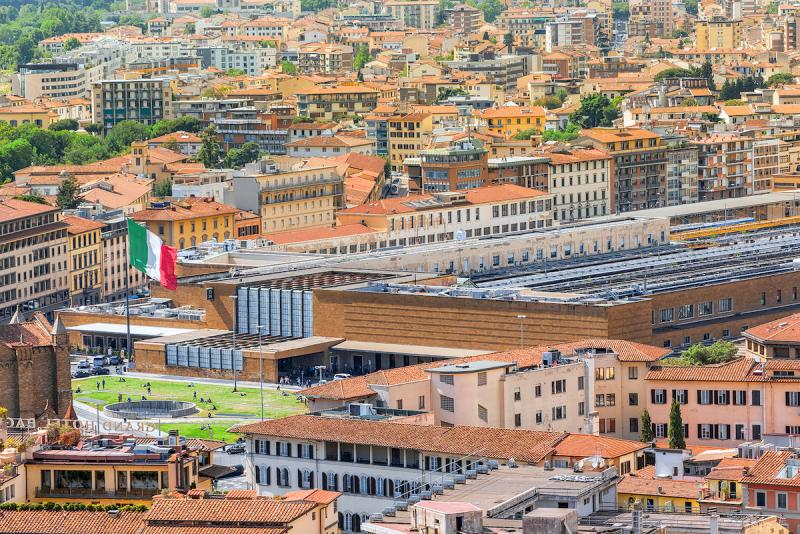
left=336, top=185, right=554, bottom=247
left=579, top=127, right=667, bottom=213
left=196, top=46, right=278, bottom=75
left=695, top=16, right=743, bottom=49
left=12, top=63, right=87, bottom=101
left=91, top=78, right=173, bottom=135
left=496, top=8, right=554, bottom=48
left=628, top=0, right=673, bottom=38
left=690, top=134, right=754, bottom=201
left=744, top=313, right=800, bottom=360
left=753, top=138, right=785, bottom=194
left=545, top=10, right=602, bottom=52
left=129, top=197, right=239, bottom=249
left=445, top=4, right=483, bottom=34
left=298, top=44, right=354, bottom=74
left=664, top=136, right=700, bottom=206
left=0, top=199, right=69, bottom=323
left=541, top=146, right=612, bottom=222
left=214, top=107, right=290, bottom=155
left=385, top=0, right=440, bottom=30
left=445, top=55, right=530, bottom=92
left=63, top=216, right=104, bottom=307
left=231, top=159, right=343, bottom=234
left=488, top=156, right=550, bottom=190
left=477, top=106, right=546, bottom=138
left=411, top=137, right=489, bottom=192
left=295, top=86, right=379, bottom=122
left=388, top=112, right=434, bottom=172
left=97, top=211, right=147, bottom=303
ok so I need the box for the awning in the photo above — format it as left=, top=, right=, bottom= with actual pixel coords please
left=66, top=322, right=196, bottom=338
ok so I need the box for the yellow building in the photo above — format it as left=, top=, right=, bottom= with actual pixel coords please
left=695, top=16, right=742, bottom=49
left=25, top=432, right=215, bottom=505
left=63, top=215, right=105, bottom=307
left=388, top=112, right=434, bottom=172
left=617, top=467, right=701, bottom=513
left=0, top=105, right=59, bottom=127
left=477, top=106, right=547, bottom=138
left=295, top=86, right=379, bottom=122
left=129, top=197, right=239, bottom=249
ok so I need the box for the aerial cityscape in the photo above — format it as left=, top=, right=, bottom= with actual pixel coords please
left=5, top=0, right=800, bottom=532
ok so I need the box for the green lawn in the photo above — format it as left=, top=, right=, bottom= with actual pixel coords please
left=148, top=422, right=244, bottom=442
left=72, top=377, right=306, bottom=442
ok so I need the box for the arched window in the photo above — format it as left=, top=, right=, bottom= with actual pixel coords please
left=300, top=469, right=314, bottom=489
left=376, top=477, right=385, bottom=497
left=338, top=512, right=344, bottom=529
left=178, top=238, right=185, bottom=250
left=352, top=514, right=361, bottom=532
left=343, top=512, right=353, bottom=531
left=278, top=467, right=290, bottom=487
left=325, top=472, right=338, bottom=491
left=352, top=475, right=360, bottom=494
left=190, top=236, right=197, bottom=247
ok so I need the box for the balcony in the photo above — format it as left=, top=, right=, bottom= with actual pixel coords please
left=35, top=487, right=160, bottom=499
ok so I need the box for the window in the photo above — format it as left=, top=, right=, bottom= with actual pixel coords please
left=660, top=308, right=674, bottom=322
left=755, top=491, right=766, bottom=507
left=595, top=394, right=606, bottom=407
left=477, top=372, right=487, bottom=386
left=733, top=390, right=747, bottom=405
left=418, top=396, right=425, bottom=410
left=760, top=292, right=766, bottom=305
left=552, top=406, right=567, bottom=420
left=514, top=413, right=521, bottom=427
left=628, top=367, right=638, bottom=380
left=629, top=393, right=639, bottom=406
left=787, top=392, right=800, bottom=407
left=719, top=298, right=733, bottom=313
left=699, top=301, right=713, bottom=316
left=698, top=390, right=712, bottom=405
left=514, top=387, right=521, bottom=401
left=654, top=423, right=668, bottom=438
left=578, top=376, right=585, bottom=390
left=595, top=367, right=615, bottom=380
left=673, top=389, right=688, bottom=404
left=652, top=389, right=667, bottom=404
left=478, top=405, right=488, bottom=422
left=440, top=395, right=454, bottom=412
left=578, top=401, right=585, bottom=416
left=606, top=393, right=616, bottom=406
left=535, top=411, right=543, bottom=424
left=778, top=493, right=788, bottom=510
left=630, top=417, right=639, bottom=433
left=552, top=379, right=566, bottom=394
left=535, top=384, right=541, bottom=397
left=439, top=374, right=454, bottom=385
left=678, top=304, right=694, bottom=320
left=752, top=390, right=762, bottom=406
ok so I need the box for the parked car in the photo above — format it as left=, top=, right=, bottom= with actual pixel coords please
left=226, top=444, right=245, bottom=454
left=92, top=367, right=110, bottom=376
left=108, top=355, right=122, bottom=366
left=76, top=360, right=91, bottom=371
left=72, top=370, right=92, bottom=379
left=333, top=373, right=351, bottom=381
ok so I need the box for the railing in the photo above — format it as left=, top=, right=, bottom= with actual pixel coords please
left=35, top=487, right=160, bottom=499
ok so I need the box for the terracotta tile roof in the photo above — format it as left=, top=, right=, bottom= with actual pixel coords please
left=338, top=184, right=548, bottom=216
left=0, top=315, right=54, bottom=348
left=233, top=414, right=562, bottom=464
left=80, top=174, right=154, bottom=210
left=646, top=358, right=763, bottom=382
left=146, top=498, right=317, bottom=524
left=286, top=135, right=373, bottom=148
left=62, top=215, right=106, bottom=235
left=743, top=451, right=800, bottom=487
left=720, top=105, right=754, bottom=116
left=538, top=147, right=612, bottom=165
left=283, top=488, right=340, bottom=504
left=580, top=127, right=661, bottom=144
left=705, top=458, right=757, bottom=481
left=224, top=489, right=260, bottom=499
left=0, top=511, right=147, bottom=533
left=267, top=223, right=378, bottom=245
left=478, top=106, right=546, bottom=119
left=149, top=131, right=202, bottom=144
left=554, top=434, right=648, bottom=459
left=617, top=473, right=701, bottom=499
left=744, top=313, right=800, bottom=343
left=141, top=528, right=287, bottom=534
left=130, top=197, right=238, bottom=222
left=296, top=86, right=379, bottom=96
left=0, top=198, right=59, bottom=223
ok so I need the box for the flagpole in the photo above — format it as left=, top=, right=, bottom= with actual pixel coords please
left=124, top=215, right=133, bottom=365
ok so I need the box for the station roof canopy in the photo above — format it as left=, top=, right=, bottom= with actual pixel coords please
left=66, top=322, right=196, bottom=338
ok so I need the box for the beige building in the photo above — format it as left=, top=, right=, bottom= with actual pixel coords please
left=63, top=215, right=104, bottom=307
left=542, top=146, right=613, bottom=222
left=385, top=0, right=440, bottom=29
left=695, top=16, right=742, bottom=49
left=295, top=86, right=379, bottom=122
left=231, top=159, right=344, bottom=235
left=298, top=44, right=354, bottom=74
left=388, top=113, right=434, bottom=172
left=0, top=199, right=69, bottom=322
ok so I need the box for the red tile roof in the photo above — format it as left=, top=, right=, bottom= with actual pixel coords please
left=554, top=433, right=648, bottom=459
left=234, top=414, right=562, bottom=464
left=0, top=511, right=147, bottom=534
left=743, top=451, right=799, bottom=487
left=0, top=198, right=59, bottom=223
left=146, top=498, right=317, bottom=524
left=130, top=197, right=238, bottom=222
left=744, top=313, right=800, bottom=343
left=62, top=215, right=106, bottom=235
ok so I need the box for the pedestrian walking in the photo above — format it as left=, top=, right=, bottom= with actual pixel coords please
left=101, top=379, right=106, bottom=389
left=96, top=381, right=100, bottom=390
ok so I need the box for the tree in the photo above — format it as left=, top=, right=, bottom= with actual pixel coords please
left=260, top=39, right=277, bottom=48
left=200, top=5, right=215, bottom=17
left=767, top=72, right=794, bottom=87
left=640, top=409, right=654, bottom=442
left=63, top=36, right=81, bottom=51
left=13, top=194, right=47, bottom=204
left=280, top=60, right=297, bottom=74
left=225, top=68, right=246, bottom=76
left=0, top=138, right=34, bottom=179
left=49, top=118, right=79, bottom=131
left=300, top=0, right=336, bottom=11
left=84, top=123, right=102, bottom=135
left=668, top=400, right=686, bottom=449
left=654, top=67, right=695, bottom=82
left=149, top=116, right=203, bottom=137
left=56, top=173, right=81, bottom=210
left=437, top=87, right=468, bottom=102
left=466, top=0, right=503, bottom=22
left=154, top=178, right=173, bottom=197
left=612, top=0, right=629, bottom=19
left=672, top=28, right=688, bottom=38
left=542, top=122, right=581, bottom=142
left=724, top=99, right=746, bottom=105
left=197, top=126, right=224, bottom=169
left=503, top=32, right=513, bottom=53
left=684, top=0, right=698, bottom=14
left=570, top=93, right=619, bottom=128
left=353, top=44, right=371, bottom=72
left=105, top=120, right=150, bottom=152
left=292, top=115, right=313, bottom=124
left=184, top=22, right=195, bottom=35
left=766, top=1, right=778, bottom=13
left=223, top=141, right=260, bottom=168
left=662, top=340, right=739, bottom=366
left=513, top=128, right=540, bottom=140
left=533, top=95, right=563, bottom=109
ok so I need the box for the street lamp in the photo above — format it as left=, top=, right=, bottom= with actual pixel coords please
left=516, top=314, right=527, bottom=349
left=257, top=325, right=266, bottom=421
left=228, top=295, right=239, bottom=392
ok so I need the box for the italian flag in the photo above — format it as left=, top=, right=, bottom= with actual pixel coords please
left=127, top=219, right=178, bottom=291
